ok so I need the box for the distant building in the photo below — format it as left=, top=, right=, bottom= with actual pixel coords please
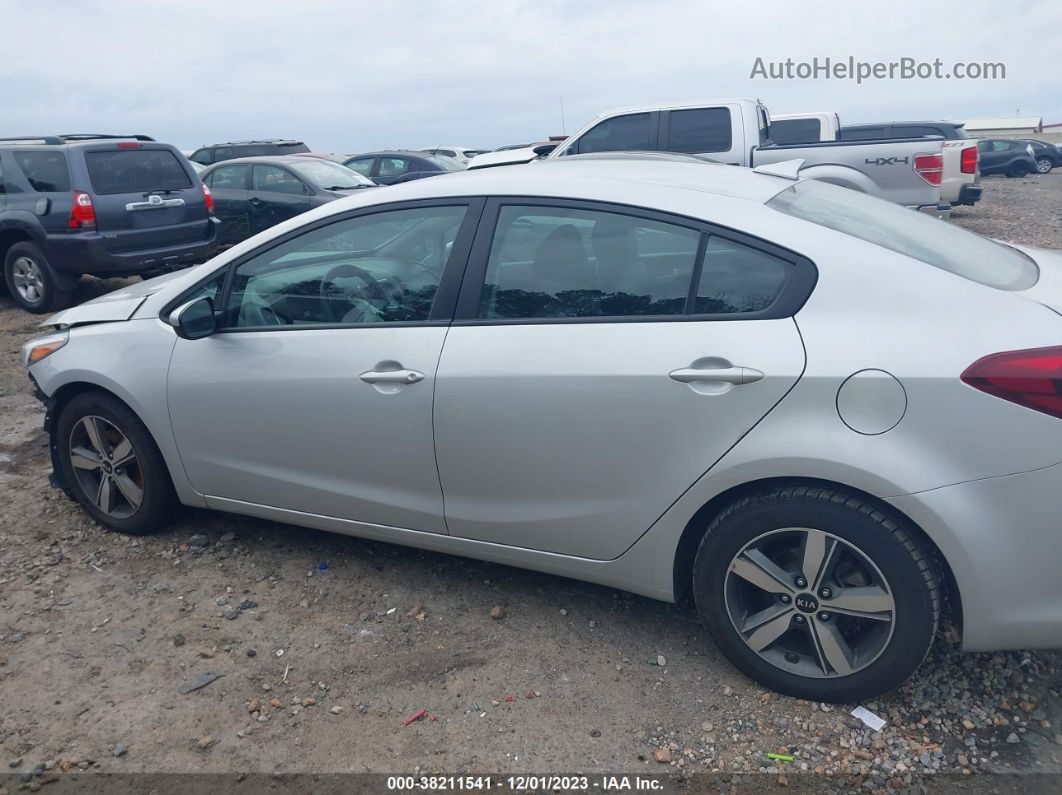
left=955, top=116, right=1044, bottom=138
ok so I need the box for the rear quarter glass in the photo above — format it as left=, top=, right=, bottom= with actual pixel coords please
left=13, top=150, right=71, bottom=192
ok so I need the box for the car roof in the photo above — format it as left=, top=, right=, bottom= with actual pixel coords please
left=202, top=139, right=304, bottom=147
left=201, top=155, right=333, bottom=168
left=348, top=158, right=793, bottom=204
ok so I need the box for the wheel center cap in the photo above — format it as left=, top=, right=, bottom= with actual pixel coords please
left=794, top=593, right=819, bottom=613
left=102, top=461, right=113, bottom=474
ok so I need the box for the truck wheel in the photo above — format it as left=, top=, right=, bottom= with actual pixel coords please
left=692, top=485, right=939, bottom=702
left=4, top=242, right=74, bottom=313
left=1006, top=162, right=1029, bottom=178
left=1034, top=157, right=1053, bottom=174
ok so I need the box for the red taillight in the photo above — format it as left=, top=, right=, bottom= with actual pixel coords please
left=116, top=142, right=140, bottom=149
left=914, top=153, right=943, bottom=186
left=960, top=145, right=978, bottom=174
left=202, top=182, right=214, bottom=214
left=961, top=346, right=1062, bottom=419
left=67, top=191, right=96, bottom=229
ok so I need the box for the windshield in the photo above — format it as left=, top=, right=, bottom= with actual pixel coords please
left=768, top=180, right=1038, bottom=291
left=289, top=159, right=375, bottom=189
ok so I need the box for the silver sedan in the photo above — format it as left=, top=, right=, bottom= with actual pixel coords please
left=21, top=159, right=1062, bottom=702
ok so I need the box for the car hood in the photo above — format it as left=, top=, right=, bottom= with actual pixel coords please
left=42, top=270, right=189, bottom=328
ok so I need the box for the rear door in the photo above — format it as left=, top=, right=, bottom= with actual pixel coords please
left=81, top=143, right=211, bottom=258
left=433, top=199, right=810, bottom=560
left=204, top=163, right=251, bottom=243
left=248, top=164, right=312, bottom=234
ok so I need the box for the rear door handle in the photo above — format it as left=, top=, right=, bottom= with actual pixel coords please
left=669, top=366, right=764, bottom=385
left=360, top=369, right=424, bottom=385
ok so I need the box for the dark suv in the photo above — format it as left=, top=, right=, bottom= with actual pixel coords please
left=0, top=135, right=219, bottom=313
left=189, top=140, right=310, bottom=166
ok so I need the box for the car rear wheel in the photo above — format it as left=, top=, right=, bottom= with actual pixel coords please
left=1006, top=162, right=1029, bottom=178
left=1034, top=157, right=1053, bottom=174
left=3, top=242, right=74, bottom=313
left=693, top=485, right=939, bottom=702
left=55, top=391, right=177, bottom=535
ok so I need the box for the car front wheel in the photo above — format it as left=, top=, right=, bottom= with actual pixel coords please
left=1034, top=157, right=1053, bottom=174
left=693, top=485, right=939, bottom=702
left=55, top=391, right=176, bottom=535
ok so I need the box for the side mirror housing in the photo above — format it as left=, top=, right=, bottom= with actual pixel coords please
left=170, top=296, right=217, bottom=340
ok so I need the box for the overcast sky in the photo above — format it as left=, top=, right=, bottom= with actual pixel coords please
left=4, top=0, right=1059, bottom=152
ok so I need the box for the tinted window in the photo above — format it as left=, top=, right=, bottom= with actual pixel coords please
left=85, top=149, right=193, bottom=195
left=252, top=165, right=305, bottom=195
left=769, top=179, right=1038, bottom=290
left=13, top=151, right=70, bottom=192
left=190, top=148, right=212, bottom=165
left=213, top=147, right=235, bottom=162
left=838, top=126, right=886, bottom=141
left=770, top=118, right=822, bottom=145
left=224, top=205, right=467, bottom=327
left=276, top=142, right=310, bottom=154
left=666, top=108, right=732, bottom=153
left=892, top=125, right=942, bottom=138
left=378, top=157, right=411, bottom=177
left=575, top=113, right=651, bottom=154
left=694, top=237, right=791, bottom=314
left=208, top=164, right=249, bottom=189
left=479, top=205, right=700, bottom=320
left=239, top=145, right=275, bottom=158
left=345, top=157, right=375, bottom=176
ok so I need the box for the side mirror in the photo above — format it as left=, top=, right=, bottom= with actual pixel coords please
left=170, top=296, right=216, bottom=340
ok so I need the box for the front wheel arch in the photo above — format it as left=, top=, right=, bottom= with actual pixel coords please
left=671, top=477, right=962, bottom=637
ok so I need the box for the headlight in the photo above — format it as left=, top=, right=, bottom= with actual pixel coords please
left=22, top=330, right=69, bottom=367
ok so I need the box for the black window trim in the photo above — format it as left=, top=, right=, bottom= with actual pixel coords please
left=161, top=196, right=487, bottom=333
left=451, top=196, right=818, bottom=326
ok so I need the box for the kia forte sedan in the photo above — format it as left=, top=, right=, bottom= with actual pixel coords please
left=22, top=159, right=1062, bottom=702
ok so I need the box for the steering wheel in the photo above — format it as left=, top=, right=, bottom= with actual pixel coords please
left=239, top=293, right=288, bottom=327
left=320, top=262, right=407, bottom=323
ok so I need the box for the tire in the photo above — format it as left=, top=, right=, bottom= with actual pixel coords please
left=3, top=241, right=74, bottom=313
left=692, top=485, right=939, bottom=702
left=1006, top=162, right=1029, bottom=178
left=1034, top=157, right=1053, bottom=174
left=55, top=391, right=177, bottom=535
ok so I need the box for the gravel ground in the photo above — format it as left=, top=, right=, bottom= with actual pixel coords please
left=1, top=174, right=1061, bottom=792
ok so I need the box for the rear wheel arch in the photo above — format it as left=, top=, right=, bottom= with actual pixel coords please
left=671, top=476, right=962, bottom=635
left=0, top=227, right=34, bottom=263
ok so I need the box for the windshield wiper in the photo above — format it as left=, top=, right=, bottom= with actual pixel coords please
left=327, top=185, right=370, bottom=191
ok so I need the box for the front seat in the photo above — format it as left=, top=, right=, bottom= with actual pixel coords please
left=530, top=224, right=592, bottom=296
left=591, top=217, right=648, bottom=296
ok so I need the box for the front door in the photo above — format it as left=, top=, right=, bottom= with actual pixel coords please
left=168, top=201, right=477, bottom=532
left=248, top=164, right=312, bottom=235
left=205, top=163, right=252, bottom=244
left=433, top=200, right=809, bottom=559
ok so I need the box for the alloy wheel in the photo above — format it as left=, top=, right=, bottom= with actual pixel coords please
left=68, top=416, right=144, bottom=518
left=1035, top=157, right=1052, bottom=174
left=11, top=256, right=45, bottom=305
left=724, top=527, right=895, bottom=679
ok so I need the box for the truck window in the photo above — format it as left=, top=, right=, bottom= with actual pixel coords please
left=574, top=113, right=651, bottom=154
left=770, top=118, right=823, bottom=145
left=666, top=108, right=732, bottom=153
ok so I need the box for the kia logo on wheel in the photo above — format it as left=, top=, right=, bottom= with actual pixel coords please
left=795, top=595, right=819, bottom=613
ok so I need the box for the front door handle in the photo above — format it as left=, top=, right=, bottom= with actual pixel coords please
left=669, top=366, right=764, bottom=385
left=360, top=369, right=424, bottom=385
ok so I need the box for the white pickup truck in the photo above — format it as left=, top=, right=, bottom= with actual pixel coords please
left=469, top=99, right=947, bottom=211
left=771, top=112, right=981, bottom=207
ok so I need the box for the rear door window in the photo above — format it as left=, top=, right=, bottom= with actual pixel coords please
left=378, top=157, right=411, bottom=177
left=85, top=149, right=193, bottom=195
left=478, top=204, right=700, bottom=319
left=770, top=118, right=822, bottom=145
left=12, top=151, right=70, bottom=192
left=574, top=113, right=651, bottom=154
left=665, top=108, right=732, bottom=153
